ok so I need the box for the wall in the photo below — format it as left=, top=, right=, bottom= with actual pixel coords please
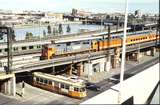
left=81, top=63, right=159, bottom=104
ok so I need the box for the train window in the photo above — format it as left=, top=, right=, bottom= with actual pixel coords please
left=83, top=41, right=89, bottom=44
left=29, top=46, right=34, bottom=49
left=5, top=48, right=8, bottom=52
left=14, top=47, right=18, bottom=51
left=57, top=44, right=61, bottom=47
left=44, top=79, right=48, bottom=84
left=0, top=49, right=2, bottom=53
left=66, top=42, right=71, bottom=46
left=74, top=42, right=80, bottom=45
left=0, top=62, right=2, bottom=67
left=22, top=46, right=27, bottom=50
left=37, top=45, right=41, bottom=48
left=61, top=84, right=65, bottom=88
left=74, top=87, right=79, bottom=92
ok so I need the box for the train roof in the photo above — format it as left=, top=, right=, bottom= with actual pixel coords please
left=33, top=72, right=85, bottom=88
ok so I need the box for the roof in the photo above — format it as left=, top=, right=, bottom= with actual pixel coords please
left=33, top=72, right=85, bottom=88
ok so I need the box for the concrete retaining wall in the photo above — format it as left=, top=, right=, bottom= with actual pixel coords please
left=81, top=63, right=159, bottom=104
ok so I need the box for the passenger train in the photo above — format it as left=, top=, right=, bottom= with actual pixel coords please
left=0, top=54, right=40, bottom=70
left=41, top=30, right=159, bottom=59
left=32, top=72, right=86, bottom=98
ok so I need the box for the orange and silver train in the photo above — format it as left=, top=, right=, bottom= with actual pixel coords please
left=32, top=72, right=86, bottom=98
left=41, top=30, right=159, bottom=59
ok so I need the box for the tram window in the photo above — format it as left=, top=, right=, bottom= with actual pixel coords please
left=48, top=80, right=52, bottom=85
left=54, top=81, right=59, bottom=87
left=44, top=79, right=47, bottom=84
left=80, top=88, right=85, bottom=92
left=40, top=78, right=43, bottom=83
left=36, top=77, right=39, bottom=82
left=65, top=85, right=69, bottom=90
left=74, top=87, right=79, bottom=92
left=131, top=40, right=132, bottom=42
left=61, top=84, right=65, bottom=88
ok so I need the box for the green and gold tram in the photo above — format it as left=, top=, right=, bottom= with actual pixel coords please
left=32, top=72, right=86, bottom=98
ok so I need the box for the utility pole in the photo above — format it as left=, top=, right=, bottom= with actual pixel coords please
left=0, top=26, right=13, bottom=74
left=107, top=25, right=111, bottom=61
left=118, top=0, right=128, bottom=104
left=116, top=17, right=119, bottom=32
left=101, top=16, right=103, bottom=32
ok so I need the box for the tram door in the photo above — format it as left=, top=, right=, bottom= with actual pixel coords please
left=60, top=83, right=69, bottom=94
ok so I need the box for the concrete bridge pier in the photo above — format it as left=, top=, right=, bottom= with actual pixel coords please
left=105, top=56, right=111, bottom=72
left=67, top=64, right=73, bottom=76
left=0, top=74, right=16, bottom=96
left=77, top=62, right=84, bottom=76
left=84, top=62, right=93, bottom=76
left=150, top=47, right=156, bottom=56
left=144, top=47, right=156, bottom=56
left=111, top=47, right=120, bottom=68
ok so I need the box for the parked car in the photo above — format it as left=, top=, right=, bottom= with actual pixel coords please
left=85, top=82, right=101, bottom=91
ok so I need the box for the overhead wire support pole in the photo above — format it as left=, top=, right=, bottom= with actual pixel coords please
left=118, top=0, right=128, bottom=104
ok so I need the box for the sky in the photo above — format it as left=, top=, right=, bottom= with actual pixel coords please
left=0, top=0, right=159, bottom=14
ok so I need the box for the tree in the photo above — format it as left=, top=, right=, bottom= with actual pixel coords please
left=58, top=24, right=63, bottom=34
left=47, top=25, right=51, bottom=35
left=66, top=24, right=71, bottom=33
left=25, top=32, right=33, bottom=40
left=43, top=30, right=46, bottom=37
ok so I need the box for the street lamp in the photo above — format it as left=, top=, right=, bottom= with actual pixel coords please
left=0, top=26, right=13, bottom=74
left=118, top=0, right=128, bottom=104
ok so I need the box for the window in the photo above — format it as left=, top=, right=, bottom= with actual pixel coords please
left=61, top=84, right=65, bottom=88
left=66, top=42, right=71, bottom=46
left=83, top=41, right=89, bottom=44
left=37, top=45, right=41, bottom=48
left=14, top=47, right=18, bottom=51
left=0, top=49, right=2, bottom=53
left=29, top=46, right=34, bottom=49
left=44, top=79, right=48, bottom=84
left=80, top=88, right=86, bottom=92
left=36, top=77, right=39, bottom=82
left=65, top=85, right=69, bottom=90
left=48, top=80, right=52, bottom=85
left=5, top=48, right=8, bottom=52
left=40, top=78, right=43, bottom=83
left=57, top=44, right=61, bottom=47
left=22, top=46, right=27, bottom=50
left=74, top=87, right=79, bottom=92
